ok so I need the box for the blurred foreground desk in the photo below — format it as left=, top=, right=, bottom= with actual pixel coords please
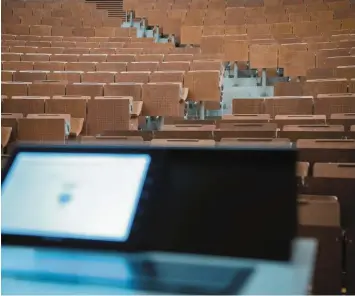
left=2, top=238, right=316, bottom=295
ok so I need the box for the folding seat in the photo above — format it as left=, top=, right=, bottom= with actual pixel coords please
left=274, top=81, right=304, bottom=96
left=51, top=9, right=72, bottom=18
left=26, top=41, right=52, bottom=48
left=2, top=61, right=32, bottom=72
left=32, top=62, right=65, bottom=72
left=181, top=26, right=203, bottom=45
left=271, top=23, right=293, bottom=37
left=224, top=39, right=249, bottom=62
left=217, top=137, right=290, bottom=147
left=324, top=56, right=355, bottom=68
left=149, top=71, right=184, bottom=83
left=86, top=96, right=132, bottom=135
left=95, top=62, right=126, bottom=72
left=62, top=48, right=91, bottom=55
left=349, top=79, right=355, bottom=93
left=65, top=62, right=97, bottom=72
left=46, top=96, right=88, bottom=136
left=81, top=72, right=115, bottom=84
left=1, top=113, right=24, bottom=143
left=203, top=10, right=225, bottom=26
left=200, top=35, right=225, bottom=55
left=317, top=20, right=342, bottom=37
left=114, top=71, right=150, bottom=83
left=183, top=10, right=205, bottom=26
left=281, top=51, right=315, bottom=77
left=266, top=13, right=289, bottom=24
left=342, top=18, right=355, bottom=30
left=3, top=24, right=30, bottom=35
left=297, top=138, right=355, bottom=163
left=314, top=94, right=355, bottom=118
left=50, top=54, right=79, bottom=62
left=184, top=70, right=221, bottom=102
left=190, top=60, right=223, bottom=71
left=61, top=17, right=83, bottom=28
left=90, top=48, right=116, bottom=55
left=135, top=54, right=164, bottom=62
left=2, top=96, right=47, bottom=115
left=21, top=54, right=51, bottom=62
left=303, top=79, right=348, bottom=97
left=29, top=25, right=52, bottom=36
left=10, top=46, right=37, bottom=54
left=2, top=46, right=10, bottom=53
left=164, top=54, right=193, bottom=62
left=214, top=123, right=278, bottom=140
left=118, top=48, right=144, bottom=55
left=41, top=36, right=63, bottom=42
left=2, top=53, right=22, bottom=62
left=249, top=44, right=278, bottom=69
left=35, top=47, right=63, bottom=54
left=77, top=54, right=107, bottom=63
left=158, top=61, right=191, bottom=72
left=41, top=17, right=62, bottom=26
left=2, top=70, right=14, bottom=82
left=306, top=68, right=335, bottom=79
left=127, top=62, right=159, bottom=72
left=100, top=42, right=125, bottom=49
left=66, top=83, right=104, bottom=98
left=106, top=54, right=136, bottom=63
left=314, top=163, right=355, bottom=179
left=46, top=71, right=82, bottom=83
left=51, top=26, right=74, bottom=37
left=43, top=2, right=62, bottom=9
left=28, top=81, right=66, bottom=97
left=13, top=71, right=48, bottom=82
left=293, top=21, right=318, bottom=37
left=66, top=37, right=88, bottom=43
left=274, top=114, right=326, bottom=128
left=221, top=114, right=270, bottom=125
left=264, top=96, right=314, bottom=117
left=155, top=125, right=214, bottom=140
left=280, top=125, right=345, bottom=141
left=104, top=83, right=143, bottom=101
left=1, top=82, right=29, bottom=97
left=17, top=117, right=66, bottom=143
left=330, top=114, right=355, bottom=132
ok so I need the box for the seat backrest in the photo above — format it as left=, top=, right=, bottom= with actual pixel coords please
left=264, top=96, right=314, bottom=118
left=28, top=80, right=66, bottom=96
left=86, top=96, right=132, bottom=135
left=159, top=61, right=191, bottom=71
left=2, top=96, right=47, bottom=116
left=34, top=61, right=66, bottom=71
left=232, top=98, right=265, bottom=114
left=17, top=117, right=66, bottom=143
left=314, top=94, right=355, bottom=118
left=66, top=83, right=104, bottom=98
left=313, top=163, right=355, bottom=179
left=115, top=71, right=151, bottom=83
left=13, top=70, right=48, bottom=82
left=1, top=82, right=30, bottom=97
left=96, top=62, right=127, bottom=72
left=303, top=79, right=348, bottom=97
left=151, top=139, right=216, bottom=147
left=104, top=83, right=143, bottom=101
left=81, top=71, right=115, bottom=83
left=149, top=71, right=185, bottom=83
left=281, top=124, right=345, bottom=141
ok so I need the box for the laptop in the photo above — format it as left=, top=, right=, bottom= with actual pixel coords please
left=1, top=144, right=297, bottom=294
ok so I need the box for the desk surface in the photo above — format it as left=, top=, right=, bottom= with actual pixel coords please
left=1, top=238, right=316, bottom=295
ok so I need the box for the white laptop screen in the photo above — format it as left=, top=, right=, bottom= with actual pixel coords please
left=1, top=152, right=151, bottom=242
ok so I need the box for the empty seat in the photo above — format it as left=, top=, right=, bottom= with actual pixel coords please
left=217, top=137, right=290, bottom=147
left=107, top=54, right=136, bottom=63
left=335, top=66, right=355, bottom=80
left=2, top=71, right=14, bottom=81
left=314, top=94, right=355, bottom=118
left=2, top=82, right=29, bottom=97
left=47, top=71, right=82, bottom=83
left=264, top=96, right=314, bottom=117
left=306, top=68, right=334, bottom=79
left=250, top=44, right=278, bottom=69
left=21, top=53, right=51, bottom=62
left=86, top=96, right=133, bottom=135
left=46, top=96, right=88, bottom=136
left=232, top=98, right=265, bottom=114
left=104, top=83, right=143, bottom=101
left=215, top=123, right=278, bottom=140
left=330, top=113, right=355, bottom=131
left=79, top=54, right=107, bottom=63
left=66, top=83, right=104, bottom=98
left=313, top=163, right=355, bottom=179
left=36, top=47, right=65, bottom=54
left=274, top=115, right=326, bottom=127
left=115, top=72, right=151, bottom=83
left=2, top=53, right=22, bottom=61
left=190, top=60, right=223, bottom=71
left=219, top=114, right=271, bottom=126
left=2, top=96, right=47, bottom=115
left=151, top=139, right=215, bottom=147
left=164, top=54, right=194, bottom=62
left=150, top=71, right=184, bottom=83
left=29, top=25, right=52, bottom=36
left=28, top=81, right=66, bottom=97
left=303, top=79, right=348, bottom=96
left=184, top=70, right=221, bottom=102
left=297, top=139, right=355, bottom=163
left=136, top=54, right=165, bottom=62
left=96, top=62, right=127, bottom=72
left=142, top=83, right=188, bottom=117
left=274, top=81, right=304, bottom=96
left=17, top=117, right=66, bottom=143
left=10, top=46, right=38, bottom=53
left=159, top=61, right=191, bottom=71
left=13, top=71, right=48, bottom=82
left=65, top=62, right=97, bottom=72
left=281, top=125, right=345, bottom=141
left=1, top=113, right=23, bottom=143
left=50, top=54, right=79, bottom=62
left=2, top=61, right=34, bottom=71
left=33, top=61, right=66, bottom=71
left=127, top=62, right=159, bottom=72
left=155, top=125, right=214, bottom=140
left=63, top=48, right=91, bottom=55
left=81, top=72, right=115, bottom=83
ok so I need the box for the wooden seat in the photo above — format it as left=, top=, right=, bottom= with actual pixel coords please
left=127, top=62, right=159, bottom=72
left=50, top=54, right=79, bottom=62
left=264, top=96, right=314, bottom=118
left=159, top=61, right=191, bottom=71
left=314, top=94, right=355, bottom=118
left=281, top=125, right=345, bottom=141
left=330, top=113, right=355, bottom=132
left=65, top=62, right=97, bottom=72
left=96, top=62, right=127, bottom=72
left=219, top=114, right=271, bottom=126
left=107, top=54, right=136, bottom=63
left=115, top=72, right=151, bottom=83
left=28, top=81, right=66, bottom=97
left=2, top=82, right=29, bottom=97
left=81, top=72, right=116, bottom=84
left=274, top=81, right=304, bottom=96
left=215, top=123, right=278, bottom=140
left=232, top=98, right=265, bottom=114
left=2, top=61, right=34, bottom=71
left=274, top=115, right=326, bottom=128
left=13, top=71, right=48, bottom=82
left=104, top=83, right=143, bottom=101
left=47, top=71, right=82, bottom=83
left=149, top=71, right=184, bottom=83
left=217, top=137, right=290, bottom=147
left=303, top=79, right=348, bottom=97
left=66, top=83, right=104, bottom=99
left=2, top=96, right=47, bottom=115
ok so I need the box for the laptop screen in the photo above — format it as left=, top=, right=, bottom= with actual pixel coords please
left=1, top=152, right=151, bottom=242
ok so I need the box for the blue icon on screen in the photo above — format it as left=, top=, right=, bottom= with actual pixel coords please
left=58, top=193, right=72, bottom=204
